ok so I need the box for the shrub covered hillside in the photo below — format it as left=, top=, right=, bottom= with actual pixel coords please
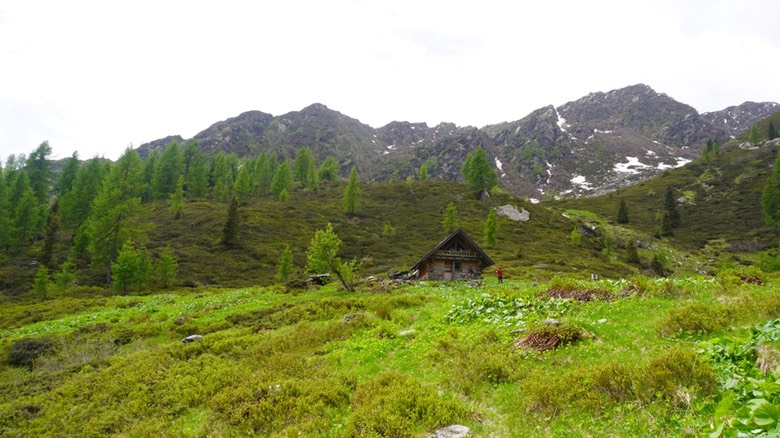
left=1, top=140, right=658, bottom=295
left=2, top=271, right=780, bottom=436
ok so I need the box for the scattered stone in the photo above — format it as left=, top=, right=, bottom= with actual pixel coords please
left=398, top=329, right=416, bottom=336
left=182, top=334, right=203, bottom=343
left=426, top=425, right=470, bottom=438
left=495, top=205, right=530, bottom=222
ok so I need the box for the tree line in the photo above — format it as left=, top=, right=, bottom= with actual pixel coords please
left=0, top=141, right=348, bottom=295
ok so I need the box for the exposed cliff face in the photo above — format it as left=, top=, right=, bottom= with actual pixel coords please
left=137, top=85, right=778, bottom=199
left=702, top=101, right=780, bottom=137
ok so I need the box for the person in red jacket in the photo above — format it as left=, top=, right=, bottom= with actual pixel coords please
left=497, top=267, right=504, bottom=283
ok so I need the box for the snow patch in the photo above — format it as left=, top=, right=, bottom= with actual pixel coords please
left=657, top=157, right=691, bottom=170
left=554, top=107, right=567, bottom=132
left=594, top=128, right=613, bottom=134
left=529, top=198, right=540, bottom=204
left=495, top=158, right=506, bottom=177
left=614, top=157, right=651, bottom=174
left=387, top=144, right=395, bottom=150
left=645, top=149, right=656, bottom=156
left=571, top=175, right=594, bottom=190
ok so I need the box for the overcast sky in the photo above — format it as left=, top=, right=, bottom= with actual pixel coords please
left=2, top=0, right=780, bottom=162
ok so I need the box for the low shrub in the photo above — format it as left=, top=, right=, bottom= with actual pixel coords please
left=637, top=347, right=717, bottom=405
left=8, top=338, right=54, bottom=368
left=657, top=302, right=732, bottom=337
left=717, top=266, right=766, bottom=288
left=525, top=363, right=636, bottom=416
left=541, top=276, right=611, bottom=301
left=513, top=321, right=586, bottom=351
left=344, top=371, right=469, bottom=437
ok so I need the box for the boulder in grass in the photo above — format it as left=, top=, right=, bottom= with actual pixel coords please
left=182, top=334, right=203, bottom=343
left=426, top=425, right=470, bottom=437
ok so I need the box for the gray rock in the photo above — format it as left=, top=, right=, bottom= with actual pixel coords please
left=426, top=425, right=470, bottom=437
left=495, top=205, right=530, bottom=222
left=182, top=334, right=203, bottom=343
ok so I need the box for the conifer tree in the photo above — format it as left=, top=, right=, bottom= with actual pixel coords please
left=185, top=151, right=210, bottom=198
left=34, top=265, right=49, bottom=300
left=318, top=156, right=340, bottom=182
left=616, top=199, right=629, bottom=224
left=769, top=121, right=778, bottom=140
left=442, top=202, right=459, bottom=234
left=271, top=161, right=293, bottom=200
left=41, top=198, right=61, bottom=268
left=221, top=196, right=239, bottom=246
left=141, top=150, right=159, bottom=201
left=60, top=157, right=106, bottom=228
left=54, top=260, right=77, bottom=292
left=234, top=164, right=253, bottom=201
left=294, top=147, right=317, bottom=190
left=13, top=187, right=41, bottom=252
left=154, top=245, right=178, bottom=288
left=0, top=165, right=9, bottom=249
left=750, top=124, right=762, bottom=145
left=461, top=147, right=498, bottom=196
left=762, top=152, right=780, bottom=225
left=343, top=167, right=361, bottom=214
left=624, top=240, right=640, bottom=264
left=168, top=176, right=185, bottom=219
left=151, top=141, right=184, bottom=199
left=276, top=245, right=294, bottom=283
left=663, top=185, right=680, bottom=228
left=419, top=162, right=429, bottom=181
left=25, top=141, right=52, bottom=203
left=257, top=152, right=277, bottom=195
left=484, top=209, right=497, bottom=247
left=212, top=152, right=235, bottom=202
left=112, top=240, right=151, bottom=292
left=85, top=148, right=146, bottom=284
left=57, top=152, right=80, bottom=196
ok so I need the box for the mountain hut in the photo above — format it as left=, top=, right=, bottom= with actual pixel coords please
left=410, top=228, right=494, bottom=281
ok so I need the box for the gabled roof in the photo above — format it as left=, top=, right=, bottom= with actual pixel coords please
left=411, top=228, right=494, bottom=271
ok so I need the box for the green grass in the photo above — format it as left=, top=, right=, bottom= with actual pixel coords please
left=3, top=274, right=780, bottom=436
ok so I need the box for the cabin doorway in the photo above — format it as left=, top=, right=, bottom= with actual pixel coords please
left=444, top=261, right=453, bottom=281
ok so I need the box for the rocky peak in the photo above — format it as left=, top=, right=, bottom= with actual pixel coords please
left=702, top=102, right=780, bottom=137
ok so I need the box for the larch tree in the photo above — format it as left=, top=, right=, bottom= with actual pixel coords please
left=151, top=141, right=185, bottom=199
left=306, top=223, right=359, bottom=292
left=154, top=245, right=178, bottom=289
left=276, top=245, right=294, bottom=283
left=271, top=161, right=293, bottom=201
left=318, top=156, right=340, bottom=182
left=168, top=175, right=185, bottom=219
left=484, top=209, right=498, bottom=247
left=750, top=124, right=762, bottom=145
left=85, top=148, right=147, bottom=284
left=294, top=147, right=318, bottom=190
left=461, top=147, right=498, bottom=196
left=616, top=199, right=629, bottom=224
left=25, top=141, right=53, bottom=203
left=343, top=166, right=360, bottom=214
left=442, top=202, right=459, bottom=234
left=762, top=152, right=780, bottom=225
left=221, top=196, right=240, bottom=246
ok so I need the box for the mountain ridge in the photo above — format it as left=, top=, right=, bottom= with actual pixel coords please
left=137, top=84, right=779, bottom=199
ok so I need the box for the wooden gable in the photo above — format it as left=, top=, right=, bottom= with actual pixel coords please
left=411, top=228, right=494, bottom=281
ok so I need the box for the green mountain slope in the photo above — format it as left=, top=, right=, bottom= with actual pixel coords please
left=552, top=140, right=780, bottom=254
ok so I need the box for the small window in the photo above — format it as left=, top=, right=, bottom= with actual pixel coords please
left=454, top=262, right=462, bottom=272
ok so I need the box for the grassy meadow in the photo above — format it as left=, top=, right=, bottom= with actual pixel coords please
left=3, top=270, right=780, bottom=437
